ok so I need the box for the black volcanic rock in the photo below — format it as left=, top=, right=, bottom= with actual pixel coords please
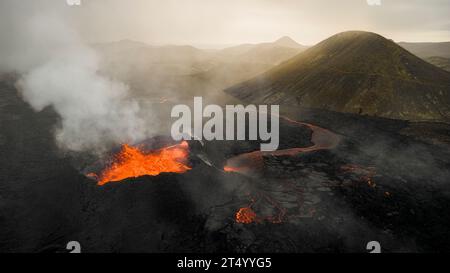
left=2, top=73, right=450, bottom=253
left=226, top=31, right=450, bottom=122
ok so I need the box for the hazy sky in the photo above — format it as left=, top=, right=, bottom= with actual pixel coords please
left=2, top=0, right=450, bottom=47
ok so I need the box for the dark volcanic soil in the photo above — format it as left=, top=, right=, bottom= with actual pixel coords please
left=1, top=75, right=450, bottom=253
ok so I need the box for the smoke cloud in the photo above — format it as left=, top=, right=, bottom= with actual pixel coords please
left=0, top=2, right=149, bottom=153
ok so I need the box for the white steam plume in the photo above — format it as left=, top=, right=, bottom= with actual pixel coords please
left=1, top=3, right=148, bottom=152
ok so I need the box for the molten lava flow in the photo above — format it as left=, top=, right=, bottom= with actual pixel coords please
left=235, top=207, right=258, bottom=224
left=94, top=141, right=191, bottom=185
left=224, top=166, right=247, bottom=173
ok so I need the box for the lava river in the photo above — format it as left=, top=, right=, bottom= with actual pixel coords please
left=224, top=114, right=342, bottom=176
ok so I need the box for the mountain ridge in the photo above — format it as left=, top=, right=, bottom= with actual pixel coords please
left=398, top=41, right=450, bottom=59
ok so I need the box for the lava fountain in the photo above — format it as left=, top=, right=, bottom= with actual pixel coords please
left=88, top=141, right=191, bottom=185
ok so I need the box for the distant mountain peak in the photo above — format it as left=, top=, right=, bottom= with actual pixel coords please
left=116, top=39, right=149, bottom=47
left=274, top=36, right=303, bottom=48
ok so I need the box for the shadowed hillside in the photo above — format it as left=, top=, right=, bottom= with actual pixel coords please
left=426, top=56, right=450, bottom=72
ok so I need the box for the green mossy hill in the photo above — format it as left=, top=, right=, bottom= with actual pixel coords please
left=226, top=31, right=450, bottom=122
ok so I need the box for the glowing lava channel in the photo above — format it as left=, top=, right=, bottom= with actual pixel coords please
left=224, top=114, right=341, bottom=175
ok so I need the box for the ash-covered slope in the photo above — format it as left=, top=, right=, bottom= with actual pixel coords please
left=226, top=31, right=450, bottom=121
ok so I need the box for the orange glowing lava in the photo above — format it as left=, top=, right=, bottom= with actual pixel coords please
left=235, top=207, right=258, bottom=224
left=224, top=166, right=240, bottom=173
left=93, top=141, right=191, bottom=185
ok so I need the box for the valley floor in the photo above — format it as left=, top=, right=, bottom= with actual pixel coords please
left=1, top=77, right=450, bottom=252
